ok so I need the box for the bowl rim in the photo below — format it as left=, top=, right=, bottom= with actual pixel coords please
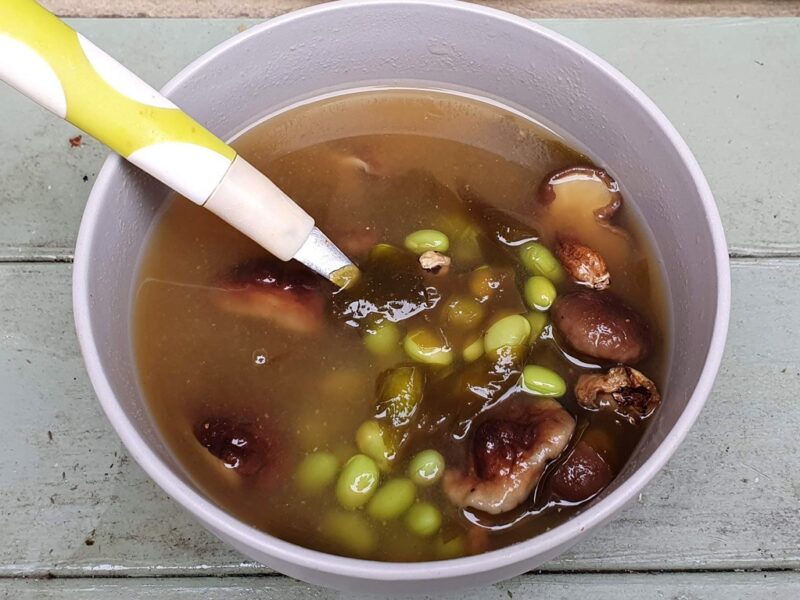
left=73, top=0, right=731, bottom=582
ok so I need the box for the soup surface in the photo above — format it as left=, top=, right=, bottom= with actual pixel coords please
left=134, top=89, right=667, bottom=561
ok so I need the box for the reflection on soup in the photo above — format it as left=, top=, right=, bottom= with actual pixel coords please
left=134, top=89, right=668, bottom=561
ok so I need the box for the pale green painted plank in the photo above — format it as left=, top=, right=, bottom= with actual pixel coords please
left=0, top=20, right=247, bottom=261
left=0, top=19, right=798, bottom=260
left=3, top=572, right=800, bottom=599
left=0, top=259, right=797, bottom=576
left=38, top=0, right=800, bottom=19
left=551, top=18, right=800, bottom=257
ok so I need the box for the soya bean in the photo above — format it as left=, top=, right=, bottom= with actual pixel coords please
left=407, top=449, right=445, bottom=486
left=468, top=265, right=507, bottom=299
left=435, top=213, right=484, bottom=268
left=331, top=442, right=358, bottom=465
left=435, top=535, right=466, bottom=559
left=521, top=365, right=567, bottom=397
left=462, top=336, right=484, bottom=363
left=335, top=454, right=380, bottom=510
left=367, top=478, right=417, bottom=520
left=484, top=314, right=531, bottom=355
left=404, top=229, right=450, bottom=254
left=320, top=510, right=376, bottom=556
left=369, top=243, right=403, bottom=261
left=526, top=312, right=549, bottom=343
left=294, top=451, right=339, bottom=494
left=451, top=226, right=484, bottom=267
left=404, top=502, right=442, bottom=537
left=403, top=328, right=453, bottom=366
left=444, top=296, right=485, bottom=328
left=363, top=320, right=401, bottom=356
left=524, top=276, right=557, bottom=311
left=355, top=420, right=390, bottom=470
left=318, top=367, right=368, bottom=404
left=519, top=242, right=565, bottom=284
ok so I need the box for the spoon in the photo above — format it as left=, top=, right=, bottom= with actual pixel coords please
left=0, top=0, right=358, bottom=287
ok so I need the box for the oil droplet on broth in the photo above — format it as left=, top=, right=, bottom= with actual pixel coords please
left=252, top=350, right=268, bottom=366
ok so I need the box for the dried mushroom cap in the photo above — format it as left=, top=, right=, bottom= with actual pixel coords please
left=443, top=397, right=575, bottom=515
left=212, top=258, right=326, bottom=334
left=419, top=250, right=451, bottom=274
left=550, top=441, right=614, bottom=503
left=538, top=166, right=622, bottom=223
left=536, top=167, right=631, bottom=272
left=575, top=366, right=661, bottom=422
left=555, top=237, right=610, bottom=290
left=194, top=417, right=275, bottom=477
left=552, top=290, right=652, bottom=365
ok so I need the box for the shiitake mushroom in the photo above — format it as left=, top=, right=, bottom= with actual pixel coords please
left=552, top=290, right=651, bottom=365
left=212, top=258, right=326, bottom=334
left=442, top=397, right=575, bottom=515
left=575, top=366, right=661, bottom=422
left=194, top=417, right=275, bottom=477
left=535, top=166, right=632, bottom=276
left=550, top=441, right=614, bottom=503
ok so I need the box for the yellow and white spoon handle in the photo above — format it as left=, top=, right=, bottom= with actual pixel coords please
left=0, top=0, right=316, bottom=261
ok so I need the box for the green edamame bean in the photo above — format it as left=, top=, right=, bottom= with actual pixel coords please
left=294, top=451, right=339, bottom=494
left=320, top=510, right=376, bottom=556
left=403, top=328, right=453, bottom=366
left=444, top=296, right=485, bottom=328
left=524, top=276, right=557, bottom=311
left=355, top=420, right=390, bottom=470
left=404, top=229, right=450, bottom=254
left=526, top=312, right=548, bottom=343
left=367, top=478, right=417, bottom=520
left=484, top=314, right=531, bottom=355
left=462, top=336, right=484, bottom=363
left=335, top=454, right=380, bottom=510
left=519, top=242, right=565, bottom=283
left=404, top=502, right=442, bottom=537
left=407, top=449, right=445, bottom=486
left=521, top=365, right=567, bottom=397
left=363, top=320, right=401, bottom=356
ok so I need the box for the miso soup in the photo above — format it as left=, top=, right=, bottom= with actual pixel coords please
left=134, top=89, right=667, bottom=561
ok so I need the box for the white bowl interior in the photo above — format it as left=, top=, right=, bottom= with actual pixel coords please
left=74, top=0, right=728, bottom=592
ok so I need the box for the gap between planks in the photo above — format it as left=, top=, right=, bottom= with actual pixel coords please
left=2, top=567, right=798, bottom=580
left=4, top=570, right=800, bottom=600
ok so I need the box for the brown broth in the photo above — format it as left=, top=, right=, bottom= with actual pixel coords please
left=133, top=88, right=668, bottom=561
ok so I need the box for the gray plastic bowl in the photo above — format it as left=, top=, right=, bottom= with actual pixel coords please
left=73, top=0, right=730, bottom=593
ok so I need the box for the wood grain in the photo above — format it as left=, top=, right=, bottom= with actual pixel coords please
left=38, top=0, right=800, bottom=19
left=0, top=19, right=798, bottom=260
left=0, top=259, right=796, bottom=577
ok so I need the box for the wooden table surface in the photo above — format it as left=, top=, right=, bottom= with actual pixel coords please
left=1, top=18, right=798, bottom=599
